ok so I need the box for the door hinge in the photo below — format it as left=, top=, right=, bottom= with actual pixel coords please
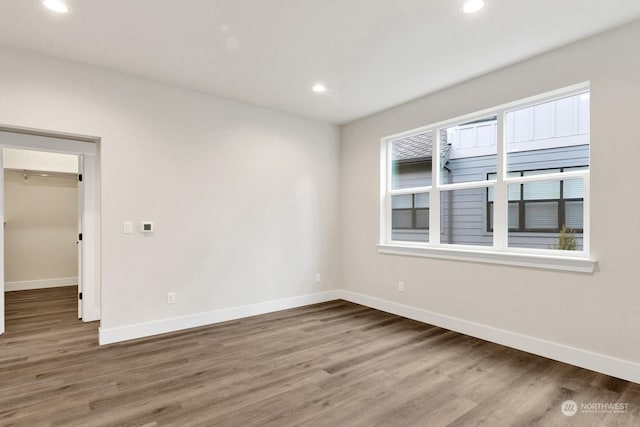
left=79, top=292, right=83, bottom=300
left=78, top=233, right=83, bottom=241
left=78, top=174, right=83, bottom=182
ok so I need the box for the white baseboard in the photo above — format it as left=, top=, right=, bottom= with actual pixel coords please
left=98, top=287, right=640, bottom=384
left=338, top=290, right=640, bottom=384
left=99, top=290, right=342, bottom=345
left=5, top=277, right=78, bottom=292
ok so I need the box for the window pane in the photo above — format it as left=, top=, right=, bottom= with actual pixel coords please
left=508, top=172, right=522, bottom=200
left=391, top=194, right=412, bottom=209
left=391, top=131, right=433, bottom=189
left=565, top=201, right=584, bottom=229
left=488, top=202, right=519, bottom=231
left=441, top=187, right=492, bottom=246
left=508, top=178, right=584, bottom=251
left=415, top=193, right=429, bottom=208
left=391, top=193, right=429, bottom=243
left=563, top=178, right=584, bottom=199
left=487, top=179, right=496, bottom=202
left=440, top=116, right=497, bottom=186
left=415, top=209, right=429, bottom=229
left=508, top=202, right=520, bottom=229
left=525, top=201, right=558, bottom=229
left=523, top=180, right=560, bottom=200
left=392, top=210, right=412, bottom=229
left=507, top=92, right=590, bottom=174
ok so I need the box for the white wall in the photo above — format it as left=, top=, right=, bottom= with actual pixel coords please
left=340, top=20, right=640, bottom=364
left=0, top=45, right=339, bottom=332
left=4, top=171, right=78, bottom=285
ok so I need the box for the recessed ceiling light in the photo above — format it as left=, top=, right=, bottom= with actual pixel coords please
left=312, top=83, right=327, bottom=94
left=43, top=0, right=69, bottom=14
left=463, top=0, right=484, bottom=14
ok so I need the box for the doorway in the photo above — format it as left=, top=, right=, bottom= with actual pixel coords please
left=4, top=149, right=81, bottom=323
left=0, top=129, right=100, bottom=335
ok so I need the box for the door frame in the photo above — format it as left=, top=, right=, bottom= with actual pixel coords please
left=0, top=126, right=101, bottom=334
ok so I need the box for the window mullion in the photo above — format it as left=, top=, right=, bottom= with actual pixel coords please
left=493, top=113, right=507, bottom=250
left=382, top=140, right=392, bottom=243
left=431, top=128, right=441, bottom=245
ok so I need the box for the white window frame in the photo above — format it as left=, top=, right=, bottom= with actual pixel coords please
left=379, top=82, right=596, bottom=273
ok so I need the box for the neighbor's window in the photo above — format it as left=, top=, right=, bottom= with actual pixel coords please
left=487, top=166, right=586, bottom=233
left=382, top=86, right=590, bottom=255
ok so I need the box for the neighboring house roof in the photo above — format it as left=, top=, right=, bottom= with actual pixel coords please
left=392, top=131, right=451, bottom=163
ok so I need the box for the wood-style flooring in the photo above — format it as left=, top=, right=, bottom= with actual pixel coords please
left=1, top=286, right=639, bottom=426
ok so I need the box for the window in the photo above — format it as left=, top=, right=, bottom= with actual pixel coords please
left=380, top=84, right=593, bottom=272
left=392, top=193, right=429, bottom=230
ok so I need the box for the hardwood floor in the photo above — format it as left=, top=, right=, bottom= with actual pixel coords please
left=1, top=287, right=639, bottom=426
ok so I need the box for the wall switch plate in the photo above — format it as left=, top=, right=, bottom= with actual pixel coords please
left=314, top=273, right=321, bottom=283
left=123, top=221, right=133, bottom=234
left=167, top=292, right=176, bottom=304
left=398, top=281, right=405, bottom=292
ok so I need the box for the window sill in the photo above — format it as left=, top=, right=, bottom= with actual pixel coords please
left=377, top=243, right=596, bottom=273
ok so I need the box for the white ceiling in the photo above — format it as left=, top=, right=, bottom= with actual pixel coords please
left=1, top=1, right=639, bottom=124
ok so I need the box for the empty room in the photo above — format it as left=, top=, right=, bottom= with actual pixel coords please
left=1, top=0, right=640, bottom=425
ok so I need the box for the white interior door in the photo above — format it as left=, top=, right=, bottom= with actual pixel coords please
left=77, top=156, right=84, bottom=319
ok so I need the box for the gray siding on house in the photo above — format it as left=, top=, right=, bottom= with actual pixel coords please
left=441, top=187, right=492, bottom=246
left=392, top=145, right=588, bottom=249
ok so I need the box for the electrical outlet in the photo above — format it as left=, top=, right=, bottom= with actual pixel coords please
left=398, top=281, right=405, bottom=292
left=314, top=273, right=321, bottom=283
left=123, top=221, right=133, bottom=234
left=167, top=292, right=176, bottom=304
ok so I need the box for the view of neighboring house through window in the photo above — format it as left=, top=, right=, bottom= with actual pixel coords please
left=505, top=92, right=589, bottom=250
left=438, top=116, right=497, bottom=246
left=385, top=86, right=590, bottom=254
left=390, top=131, right=433, bottom=242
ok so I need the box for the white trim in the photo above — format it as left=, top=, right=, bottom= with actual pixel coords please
left=5, top=277, right=78, bottom=292
left=494, top=113, right=507, bottom=250
left=0, top=127, right=101, bottom=330
left=0, top=123, right=100, bottom=143
left=339, top=290, right=640, bottom=384
left=98, top=290, right=342, bottom=345
left=389, top=186, right=432, bottom=196
left=438, top=179, right=495, bottom=191
left=377, top=244, right=596, bottom=273
left=503, top=169, right=588, bottom=184
left=0, top=131, right=97, bottom=155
